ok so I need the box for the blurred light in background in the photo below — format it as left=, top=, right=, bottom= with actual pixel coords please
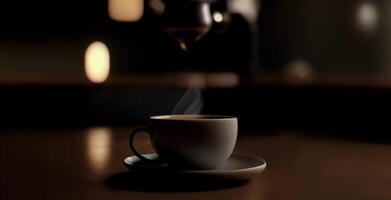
left=108, top=0, right=144, bottom=22
left=85, top=41, right=110, bottom=84
left=149, top=0, right=165, bottom=16
left=228, top=0, right=259, bottom=24
left=213, top=12, right=224, bottom=23
left=284, top=59, right=313, bottom=80
left=357, top=2, right=379, bottom=33
left=86, top=127, right=112, bottom=173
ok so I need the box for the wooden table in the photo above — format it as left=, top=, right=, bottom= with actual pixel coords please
left=1, top=127, right=390, bottom=200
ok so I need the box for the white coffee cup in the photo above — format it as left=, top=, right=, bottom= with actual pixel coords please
left=130, top=115, right=238, bottom=170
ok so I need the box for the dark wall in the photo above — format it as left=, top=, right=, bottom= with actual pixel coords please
left=2, top=84, right=391, bottom=138
left=258, top=0, right=391, bottom=75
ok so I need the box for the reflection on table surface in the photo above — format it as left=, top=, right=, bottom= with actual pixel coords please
left=1, top=128, right=391, bottom=200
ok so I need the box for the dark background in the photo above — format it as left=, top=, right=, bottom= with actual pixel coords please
left=1, top=0, right=391, bottom=140
left=0, top=0, right=251, bottom=75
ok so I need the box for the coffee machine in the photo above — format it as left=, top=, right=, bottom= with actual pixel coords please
left=153, top=0, right=254, bottom=74
left=156, top=0, right=217, bottom=50
left=109, top=0, right=255, bottom=75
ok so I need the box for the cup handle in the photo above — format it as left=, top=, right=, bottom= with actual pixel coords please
left=129, top=128, right=162, bottom=165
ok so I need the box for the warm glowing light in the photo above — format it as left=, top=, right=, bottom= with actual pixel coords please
left=213, top=12, right=224, bottom=23
left=285, top=59, right=313, bottom=80
left=85, top=41, right=110, bottom=84
left=86, top=127, right=112, bottom=173
left=228, top=0, right=259, bottom=24
left=108, top=0, right=144, bottom=22
left=149, top=0, right=165, bottom=15
left=357, top=2, right=379, bottom=33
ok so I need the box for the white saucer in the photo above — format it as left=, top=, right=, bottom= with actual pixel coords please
left=123, top=153, right=266, bottom=180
